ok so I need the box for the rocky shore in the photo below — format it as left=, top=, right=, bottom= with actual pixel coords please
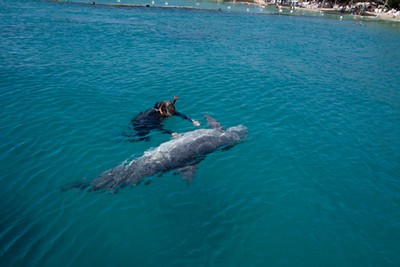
left=248, top=0, right=400, bottom=22
left=51, top=0, right=400, bottom=22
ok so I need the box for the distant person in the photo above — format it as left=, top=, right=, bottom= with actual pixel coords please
left=128, top=96, right=200, bottom=142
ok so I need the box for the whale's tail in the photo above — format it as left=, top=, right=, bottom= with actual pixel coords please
left=60, top=178, right=91, bottom=192
left=61, top=170, right=131, bottom=193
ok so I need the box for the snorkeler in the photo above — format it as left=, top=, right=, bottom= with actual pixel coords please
left=128, top=96, right=200, bottom=142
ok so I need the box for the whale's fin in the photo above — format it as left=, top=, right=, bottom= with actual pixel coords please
left=174, top=165, right=198, bottom=182
left=204, top=115, right=224, bottom=130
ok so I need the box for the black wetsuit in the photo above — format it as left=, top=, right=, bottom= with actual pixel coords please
left=129, top=102, right=192, bottom=142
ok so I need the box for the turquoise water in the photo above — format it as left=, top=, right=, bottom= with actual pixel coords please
left=1, top=1, right=400, bottom=266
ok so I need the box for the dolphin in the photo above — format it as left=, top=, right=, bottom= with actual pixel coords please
left=63, top=115, right=247, bottom=193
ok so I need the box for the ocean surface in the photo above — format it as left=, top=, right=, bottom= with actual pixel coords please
left=1, top=1, right=400, bottom=266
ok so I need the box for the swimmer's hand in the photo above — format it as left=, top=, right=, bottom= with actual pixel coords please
left=192, top=120, right=200, bottom=127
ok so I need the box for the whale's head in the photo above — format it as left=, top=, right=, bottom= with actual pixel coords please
left=226, top=125, right=248, bottom=141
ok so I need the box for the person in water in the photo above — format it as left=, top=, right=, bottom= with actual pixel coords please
left=129, top=96, right=200, bottom=142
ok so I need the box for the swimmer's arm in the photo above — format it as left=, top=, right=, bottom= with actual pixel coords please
left=175, top=112, right=200, bottom=126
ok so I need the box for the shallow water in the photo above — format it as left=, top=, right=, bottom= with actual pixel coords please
left=1, top=1, right=400, bottom=266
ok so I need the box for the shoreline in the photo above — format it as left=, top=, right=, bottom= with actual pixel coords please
left=50, top=0, right=400, bottom=23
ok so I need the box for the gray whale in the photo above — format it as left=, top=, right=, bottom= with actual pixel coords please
left=64, top=115, right=247, bottom=193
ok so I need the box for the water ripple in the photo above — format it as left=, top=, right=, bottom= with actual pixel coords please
left=1, top=1, right=400, bottom=267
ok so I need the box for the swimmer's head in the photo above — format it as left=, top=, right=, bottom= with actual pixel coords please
left=156, top=96, right=178, bottom=117
left=159, top=101, right=175, bottom=117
